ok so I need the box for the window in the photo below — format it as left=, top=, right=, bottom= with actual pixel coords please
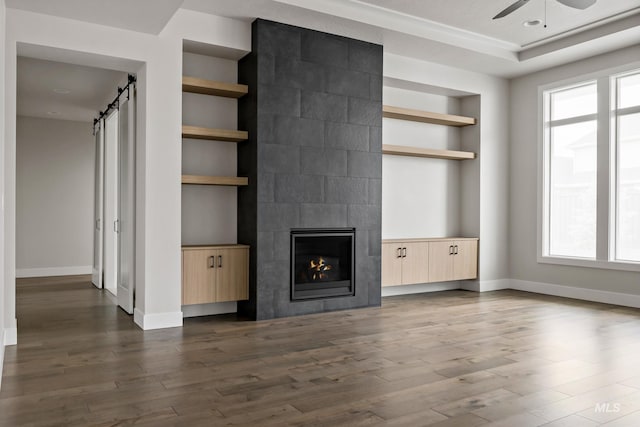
left=614, top=72, right=640, bottom=263
left=541, top=68, right=640, bottom=270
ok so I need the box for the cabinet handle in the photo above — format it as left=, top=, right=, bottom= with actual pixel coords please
left=402, top=247, right=407, bottom=258
left=208, top=256, right=215, bottom=269
left=454, top=245, right=459, bottom=255
left=449, top=245, right=454, bottom=255
left=397, top=248, right=402, bottom=258
left=218, top=255, right=223, bottom=268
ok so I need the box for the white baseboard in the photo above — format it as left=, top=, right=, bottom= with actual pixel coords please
left=382, top=282, right=460, bottom=297
left=182, top=302, right=237, bottom=318
left=0, top=329, right=4, bottom=390
left=461, top=279, right=511, bottom=292
left=16, top=266, right=92, bottom=278
left=510, top=279, right=640, bottom=309
left=4, top=318, right=17, bottom=346
left=134, top=308, right=183, bottom=330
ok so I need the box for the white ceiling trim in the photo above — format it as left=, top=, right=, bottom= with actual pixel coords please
left=521, top=7, right=640, bottom=50
left=272, top=0, right=521, bottom=62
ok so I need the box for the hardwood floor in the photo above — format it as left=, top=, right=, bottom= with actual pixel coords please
left=2, top=277, right=640, bottom=426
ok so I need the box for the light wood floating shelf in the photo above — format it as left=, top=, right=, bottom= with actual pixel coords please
left=182, top=175, right=249, bottom=186
left=182, top=125, right=248, bottom=142
left=383, top=105, right=476, bottom=127
left=382, top=144, right=475, bottom=161
left=182, top=76, right=248, bottom=98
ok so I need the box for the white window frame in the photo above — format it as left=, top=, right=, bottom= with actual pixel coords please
left=537, top=63, right=640, bottom=273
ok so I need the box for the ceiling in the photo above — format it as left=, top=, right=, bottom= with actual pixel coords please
left=6, top=0, right=640, bottom=77
left=5, top=0, right=184, bottom=34
left=357, top=0, right=640, bottom=48
left=17, top=57, right=127, bottom=122
left=181, top=0, right=640, bottom=76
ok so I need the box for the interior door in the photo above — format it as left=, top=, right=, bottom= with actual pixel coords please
left=91, top=124, right=104, bottom=289
left=103, top=110, right=119, bottom=296
left=117, top=94, right=136, bottom=314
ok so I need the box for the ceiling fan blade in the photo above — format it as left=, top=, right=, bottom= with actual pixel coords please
left=493, top=0, right=531, bottom=19
left=556, top=0, right=597, bottom=10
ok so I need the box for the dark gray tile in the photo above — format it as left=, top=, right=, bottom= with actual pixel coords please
left=348, top=151, right=382, bottom=179
left=273, top=231, right=290, bottom=261
left=348, top=204, right=381, bottom=228
left=257, top=20, right=301, bottom=59
left=348, top=97, right=382, bottom=126
left=323, top=294, right=362, bottom=312
left=258, top=203, right=300, bottom=231
left=368, top=227, right=381, bottom=256
left=325, top=176, right=368, bottom=204
left=257, top=53, right=275, bottom=85
left=257, top=114, right=275, bottom=145
left=300, top=203, right=348, bottom=228
left=259, top=143, right=300, bottom=174
left=300, top=147, right=347, bottom=177
left=301, top=91, right=348, bottom=122
left=258, top=173, right=274, bottom=203
left=367, top=178, right=382, bottom=205
left=277, top=297, right=324, bottom=317
left=325, top=122, right=369, bottom=152
left=370, top=74, right=382, bottom=102
left=301, top=31, right=348, bottom=68
left=275, top=57, right=325, bottom=92
left=348, top=40, right=383, bottom=75
left=258, top=84, right=301, bottom=117
left=369, top=126, right=382, bottom=153
left=275, top=174, right=325, bottom=203
left=257, top=231, right=274, bottom=262
left=326, top=68, right=370, bottom=99
left=274, top=116, right=324, bottom=148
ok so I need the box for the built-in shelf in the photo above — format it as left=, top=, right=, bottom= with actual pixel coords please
left=182, top=175, right=249, bottom=186
left=182, top=76, right=248, bottom=98
left=383, top=105, right=476, bottom=127
left=182, top=125, right=248, bottom=142
left=382, top=144, right=476, bottom=160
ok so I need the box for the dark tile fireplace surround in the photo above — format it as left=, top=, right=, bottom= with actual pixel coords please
left=237, top=19, right=383, bottom=320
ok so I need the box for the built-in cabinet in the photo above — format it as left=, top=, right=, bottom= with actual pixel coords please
left=382, top=238, right=478, bottom=287
left=381, top=241, right=429, bottom=286
left=427, top=239, right=478, bottom=282
left=182, top=245, right=249, bottom=305
left=180, top=51, right=250, bottom=308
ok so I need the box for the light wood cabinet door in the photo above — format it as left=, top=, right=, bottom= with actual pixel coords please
left=428, top=241, right=454, bottom=282
left=382, top=243, right=403, bottom=287
left=215, top=248, right=249, bottom=302
left=452, top=240, right=478, bottom=280
left=182, top=249, right=217, bottom=305
left=401, top=242, right=429, bottom=285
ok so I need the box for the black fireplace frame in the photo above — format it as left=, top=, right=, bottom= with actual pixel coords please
left=290, top=228, right=356, bottom=301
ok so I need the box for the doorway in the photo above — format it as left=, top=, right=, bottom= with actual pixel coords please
left=15, top=55, right=136, bottom=316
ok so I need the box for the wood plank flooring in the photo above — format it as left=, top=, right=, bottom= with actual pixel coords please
left=2, top=276, right=640, bottom=426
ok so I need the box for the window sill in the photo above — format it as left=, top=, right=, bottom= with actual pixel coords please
left=538, top=255, right=640, bottom=273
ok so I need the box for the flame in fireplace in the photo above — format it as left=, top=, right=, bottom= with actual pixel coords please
left=309, top=257, right=333, bottom=281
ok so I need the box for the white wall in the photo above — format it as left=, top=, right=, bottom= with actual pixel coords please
left=382, top=87, right=462, bottom=239
left=384, top=53, right=510, bottom=284
left=15, top=116, right=94, bottom=277
left=181, top=52, right=238, bottom=246
left=3, top=8, right=251, bottom=333
left=1, top=0, right=7, bottom=383
left=510, top=44, right=640, bottom=296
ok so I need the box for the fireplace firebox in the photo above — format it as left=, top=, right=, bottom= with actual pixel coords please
left=291, top=229, right=355, bottom=301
